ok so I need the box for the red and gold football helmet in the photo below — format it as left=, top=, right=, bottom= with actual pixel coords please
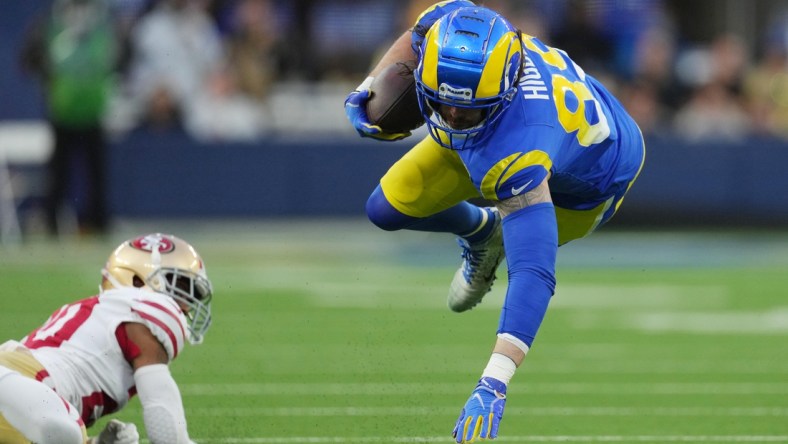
left=101, top=233, right=213, bottom=344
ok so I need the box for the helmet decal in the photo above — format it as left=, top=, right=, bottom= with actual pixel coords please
left=129, top=234, right=176, bottom=254
left=439, top=83, right=474, bottom=101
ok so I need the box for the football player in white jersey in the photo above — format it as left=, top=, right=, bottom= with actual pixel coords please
left=0, top=233, right=213, bottom=444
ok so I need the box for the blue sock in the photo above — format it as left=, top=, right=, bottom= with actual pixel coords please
left=366, top=185, right=493, bottom=239
left=460, top=207, right=496, bottom=244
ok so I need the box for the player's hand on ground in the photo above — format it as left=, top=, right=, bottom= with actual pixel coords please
left=452, top=377, right=507, bottom=443
left=91, top=419, right=139, bottom=444
left=344, top=88, right=411, bottom=142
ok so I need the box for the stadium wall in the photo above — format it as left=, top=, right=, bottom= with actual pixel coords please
left=103, top=131, right=788, bottom=227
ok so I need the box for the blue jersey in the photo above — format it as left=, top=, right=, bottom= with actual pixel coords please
left=413, top=2, right=644, bottom=211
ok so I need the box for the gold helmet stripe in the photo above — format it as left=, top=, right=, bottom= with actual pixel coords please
left=421, top=22, right=441, bottom=91
left=477, top=31, right=521, bottom=99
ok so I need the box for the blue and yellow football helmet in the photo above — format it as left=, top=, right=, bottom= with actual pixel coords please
left=415, top=6, right=523, bottom=150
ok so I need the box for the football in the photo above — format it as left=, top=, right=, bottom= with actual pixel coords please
left=367, top=61, right=426, bottom=133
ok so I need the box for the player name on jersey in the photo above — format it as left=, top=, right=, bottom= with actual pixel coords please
left=520, top=55, right=549, bottom=101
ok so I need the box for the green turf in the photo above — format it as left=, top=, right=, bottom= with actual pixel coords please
left=1, top=222, right=787, bottom=443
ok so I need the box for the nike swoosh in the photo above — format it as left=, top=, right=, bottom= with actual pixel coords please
left=511, top=180, right=533, bottom=196
left=473, top=393, right=485, bottom=408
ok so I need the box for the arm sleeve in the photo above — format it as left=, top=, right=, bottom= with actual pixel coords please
left=134, top=364, right=193, bottom=444
left=498, top=202, right=558, bottom=347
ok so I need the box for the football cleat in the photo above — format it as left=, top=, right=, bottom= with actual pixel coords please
left=448, top=208, right=504, bottom=312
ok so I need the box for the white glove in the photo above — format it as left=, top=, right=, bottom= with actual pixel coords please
left=91, top=419, right=140, bottom=444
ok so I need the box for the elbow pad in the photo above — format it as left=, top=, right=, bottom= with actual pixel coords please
left=134, top=364, right=192, bottom=444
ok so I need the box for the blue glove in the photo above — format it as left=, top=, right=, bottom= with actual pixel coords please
left=344, top=88, right=411, bottom=142
left=452, top=377, right=507, bottom=443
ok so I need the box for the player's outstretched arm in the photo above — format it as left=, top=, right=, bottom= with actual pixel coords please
left=125, top=323, right=195, bottom=444
left=453, top=177, right=557, bottom=442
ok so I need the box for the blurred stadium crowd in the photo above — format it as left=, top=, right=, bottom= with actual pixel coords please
left=15, top=0, right=788, bottom=143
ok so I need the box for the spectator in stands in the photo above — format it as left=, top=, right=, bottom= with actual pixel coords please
left=125, top=0, right=224, bottom=133
left=20, top=0, right=118, bottom=236
left=631, top=27, right=685, bottom=110
left=673, top=81, right=751, bottom=142
left=743, top=13, right=788, bottom=139
left=224, top=0, right=281, bottom=103
left=184, top=64, right=270, bottom=142
left=179, top=0, right=282, bottom=142
left=708, top=33, right=750, bottom=98
left=548, top=0, right=615, bottom=79
left=672, top=32, right=752, bottom=142
left=621, top=27, right=684, bottom=135
left=618, top=79, right=666, bottom=137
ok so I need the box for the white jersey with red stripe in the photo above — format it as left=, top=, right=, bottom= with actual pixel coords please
left=20, top=287, right=188, bottom=427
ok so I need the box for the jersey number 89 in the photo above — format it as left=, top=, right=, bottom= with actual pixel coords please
left=523, top=37, right=611, bottom=147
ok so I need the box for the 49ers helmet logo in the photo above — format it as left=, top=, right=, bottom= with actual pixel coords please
left=129, top=234, right=175, bottom=253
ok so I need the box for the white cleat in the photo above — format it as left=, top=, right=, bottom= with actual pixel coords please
left=447, top=208, right=504, bottom=312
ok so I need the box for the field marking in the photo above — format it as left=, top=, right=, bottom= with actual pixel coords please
left=186, top=406, right=788, bottom=417
left=182, top=382, right=788, bottom=396
left=560, top=307, right=788, bottom=335
left=526, top=361, right=788, bottom=375
left=299, top=281, right=731, bottom=311
left=550, top=284, right=729, bottom=309
left=205, top=436, right=788, bottom=443
left=629, top=308, right=788, bottom=333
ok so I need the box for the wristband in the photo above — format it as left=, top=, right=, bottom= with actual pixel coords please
left=357, top=76, right=374, bottom=91
left=481, top=352, right=516, bottom=386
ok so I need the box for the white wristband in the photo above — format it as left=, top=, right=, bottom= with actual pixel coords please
left=357, top=76, right=374, bottom=91
left=481, top=353, right=516, bottom=385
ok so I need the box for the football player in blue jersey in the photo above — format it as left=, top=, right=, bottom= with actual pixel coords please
left=344, top=1, right=645, bottom=442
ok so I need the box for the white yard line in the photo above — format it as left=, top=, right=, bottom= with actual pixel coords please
left=201, top=436, right=788, bottom=443
left=185, top=406, right=788, bottom=417
left=628, top=308, right=788, bottom=333
left=181, top=381, right=788, bottom=396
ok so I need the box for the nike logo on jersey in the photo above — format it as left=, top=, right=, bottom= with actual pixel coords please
left=511, top=180, right=534, bottom=196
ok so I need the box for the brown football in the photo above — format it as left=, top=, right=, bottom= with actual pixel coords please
left=367, top=61, right=426, bottom=133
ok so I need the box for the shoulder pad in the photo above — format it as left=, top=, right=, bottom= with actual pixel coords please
left=100, top=288, right=188, bottom=360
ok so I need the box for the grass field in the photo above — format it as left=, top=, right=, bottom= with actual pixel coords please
left=1, top=220, right=787, bottom=443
